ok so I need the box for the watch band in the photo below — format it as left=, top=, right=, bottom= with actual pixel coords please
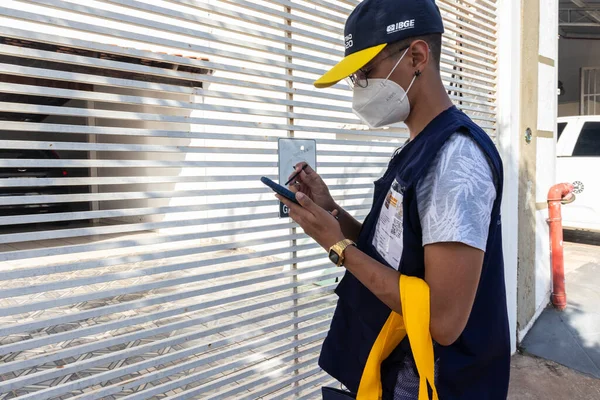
left=329, top=239, right=356, bottom=267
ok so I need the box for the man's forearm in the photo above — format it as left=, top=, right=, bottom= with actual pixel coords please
left=334, top=203, right=363, bottom=242
left=343, top=245, right=402, bottom=314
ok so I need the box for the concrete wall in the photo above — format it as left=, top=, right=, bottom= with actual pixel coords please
left=497, top=0, right=522, bottom=353
left=558, top=38, right=600, bottom=117
left=515, top=0, right=559, bottom=342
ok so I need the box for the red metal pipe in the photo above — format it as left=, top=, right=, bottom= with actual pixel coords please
left=547, top=183, right=575, bottom=311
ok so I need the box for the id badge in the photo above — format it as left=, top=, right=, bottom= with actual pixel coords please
left=372, top=179, right=404, bottom=269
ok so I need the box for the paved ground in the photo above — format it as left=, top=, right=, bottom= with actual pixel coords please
left=508, top=354, right=600, bottom=399
left=522, top=229, right=600, bottom=379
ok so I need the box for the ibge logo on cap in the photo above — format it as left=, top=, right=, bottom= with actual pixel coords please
left=345, top=34, right=353, bottom=49
left=387, top=19, right=415, bottom=34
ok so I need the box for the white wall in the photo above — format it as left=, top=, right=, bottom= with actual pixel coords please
left=497, top=0, right=522, bottom=354
left=516, top=0, right=559, bottom=342
left=558, top=38, right=600, bottom=116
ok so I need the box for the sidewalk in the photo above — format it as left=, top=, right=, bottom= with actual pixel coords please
left=508, top=354, right=600, bottom=399
left=513, top=230, right=600, bottom=399
left=521, top=230, right=600, bottom=378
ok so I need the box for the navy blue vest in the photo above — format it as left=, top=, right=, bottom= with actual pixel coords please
left=319, top=107, right=510, bottom=399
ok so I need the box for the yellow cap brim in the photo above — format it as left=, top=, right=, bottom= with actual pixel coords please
left=314, top=44, right=387, bottom=89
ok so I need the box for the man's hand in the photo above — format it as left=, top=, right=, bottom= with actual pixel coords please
left=276, top=192, right=345, bottom=251
left=288, top=163, right=363, bottom=242
left=287, top=163, right=335, bottom=211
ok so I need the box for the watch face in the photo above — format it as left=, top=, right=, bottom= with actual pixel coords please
left=328, top=249, right=340, bottom=265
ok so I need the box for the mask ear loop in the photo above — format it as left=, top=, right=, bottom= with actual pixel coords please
left=401, top=71, right=419, bottom=102
left=384, top=47, right=417, bottom=103
left=345, top=77, right=354, bottom=90
left=384, top=47, right=410, bottom=81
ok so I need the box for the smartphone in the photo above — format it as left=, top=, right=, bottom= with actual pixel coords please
left=261, top=176, right=300, bottom=205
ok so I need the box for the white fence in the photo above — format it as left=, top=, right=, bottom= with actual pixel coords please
left=0, top=0, right=497, bottom=398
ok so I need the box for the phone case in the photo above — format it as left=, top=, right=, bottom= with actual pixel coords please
left=260, top=177, right=300, bottom=205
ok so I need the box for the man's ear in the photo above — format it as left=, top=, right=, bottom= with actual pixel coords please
left=410, top=40, right=430, bottom=73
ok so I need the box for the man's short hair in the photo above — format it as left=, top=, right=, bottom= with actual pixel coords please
left=386, top=33, right=442, bottom=70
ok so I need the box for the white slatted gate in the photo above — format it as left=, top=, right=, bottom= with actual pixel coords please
left=0, top=0, right=497, bottom=398
left=581, top=67, right=600, bottom=115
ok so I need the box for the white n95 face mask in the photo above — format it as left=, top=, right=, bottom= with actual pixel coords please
left=351, top=48, right=417, bottom=129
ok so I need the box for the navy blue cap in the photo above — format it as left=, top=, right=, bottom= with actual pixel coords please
left=315, top=0, right=445, bottom=88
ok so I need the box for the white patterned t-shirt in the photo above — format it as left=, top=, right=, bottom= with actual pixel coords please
left=417, top=132, right=496, bottom=251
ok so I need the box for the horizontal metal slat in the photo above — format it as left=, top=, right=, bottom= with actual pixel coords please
left=0, top=219, right=292, bottom=262
left=0, top=203, right=370, bottom=247
left=0, top=60, right=197, bottom=96
left=0, top=138, right=277, bottom=156
left=0, top=121, right=403, bottom=147
left=0, top=157, right=276, bottom=170
left=0, top=188, right=374, bottom=208
left=0, top=172, right=383, bottom=189
left=0, top=139, right=390, bottom=158
left=0, top=187, right=373, bottom=226
left=0, top=102, right=410, bottom=139
left=0, top=158, right=386, bottom=170
left=0, top=211, right=281, bottom=245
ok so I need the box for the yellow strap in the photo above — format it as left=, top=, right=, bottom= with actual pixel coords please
left=401, top=275, right=439, bottom=400
left=356, top=275, right=438, bottom=400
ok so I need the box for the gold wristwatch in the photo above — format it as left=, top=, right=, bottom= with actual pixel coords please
left=328, top=239, right=356, bottom=267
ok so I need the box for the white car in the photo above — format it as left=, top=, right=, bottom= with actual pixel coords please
left=556, top=116, right=600, bottom=231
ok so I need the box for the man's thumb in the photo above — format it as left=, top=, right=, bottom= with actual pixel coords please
left=296, top=192, right=313, bottom=208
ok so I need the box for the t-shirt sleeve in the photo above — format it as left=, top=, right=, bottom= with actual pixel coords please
left=416, top=132, right=497, bottom=251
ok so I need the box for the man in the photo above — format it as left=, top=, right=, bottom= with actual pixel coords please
left=276, top=0, right=510, bottom=399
